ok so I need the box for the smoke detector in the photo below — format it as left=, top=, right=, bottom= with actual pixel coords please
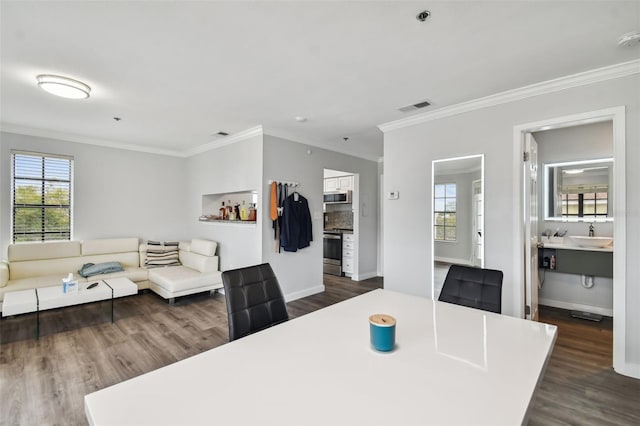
left=618, top=31, right=640, bottom=48
left=416, top=10, right=430, bottom=22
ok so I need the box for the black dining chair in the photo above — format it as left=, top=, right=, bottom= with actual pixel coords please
left=221, top=263, right=289, bottom=341
left=438, top=264, right=504, bottom=314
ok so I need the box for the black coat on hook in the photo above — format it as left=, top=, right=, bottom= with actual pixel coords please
left=280, top=192, right=312, bottom=252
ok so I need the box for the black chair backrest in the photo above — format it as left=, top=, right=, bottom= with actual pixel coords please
left=438, top=264, right=503, bottom=314
left=221, top=263, right=289, bottom=341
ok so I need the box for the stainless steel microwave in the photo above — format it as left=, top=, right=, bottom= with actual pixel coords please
left=324, top=190, right=352, bottom=204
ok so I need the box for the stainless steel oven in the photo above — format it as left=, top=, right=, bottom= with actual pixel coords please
left=323, top=232, right=342, bottom=276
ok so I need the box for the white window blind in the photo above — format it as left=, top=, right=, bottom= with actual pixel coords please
left=12, top=151, right=73, bottom=242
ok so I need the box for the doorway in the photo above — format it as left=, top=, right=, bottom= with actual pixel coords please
left=323, top=168, right=358, bottom=279
left=514, top=106, right=627, bottom=376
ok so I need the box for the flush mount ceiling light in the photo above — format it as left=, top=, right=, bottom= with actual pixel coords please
left=36, top=74, right=91, bottom=99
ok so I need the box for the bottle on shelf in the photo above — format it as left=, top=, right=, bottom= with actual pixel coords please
left=227, top=200, right=233, bottom=219
left=550, top=255, right=556, bottom=270
left=234, top=203, right=241, bottom=221
left=219, top=201, right=227, bottom=220
left=248, top=203, right=257, bottom=221
left=240, top=200, right=248, bottom=221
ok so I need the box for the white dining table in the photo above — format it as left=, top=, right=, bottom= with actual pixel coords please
left=84, top=289, right=557, bottom=425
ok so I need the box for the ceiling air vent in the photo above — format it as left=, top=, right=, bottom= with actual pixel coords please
left=398, top=99, right=431, bottom=112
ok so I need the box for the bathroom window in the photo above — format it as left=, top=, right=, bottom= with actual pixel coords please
left=11, top=151, right=74, bottom=242
left=434, top=183, right=456, bottom=241
left=560, top=192, right=608, bottom=218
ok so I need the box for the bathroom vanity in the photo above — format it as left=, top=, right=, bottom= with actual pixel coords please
left=539, top=234, right=613, bottom=277
left=539, top=244, right=613, bottom=278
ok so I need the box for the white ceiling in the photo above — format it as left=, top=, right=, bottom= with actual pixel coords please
left=1, top=1, right=639, bottom=161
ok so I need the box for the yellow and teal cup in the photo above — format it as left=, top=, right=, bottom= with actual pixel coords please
left=369, top=314, right=396, bottom=352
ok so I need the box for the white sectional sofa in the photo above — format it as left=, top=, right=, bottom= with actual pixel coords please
left=140, top=239, right=222, bottom=304
left=0, top=237, right=222, bottom=308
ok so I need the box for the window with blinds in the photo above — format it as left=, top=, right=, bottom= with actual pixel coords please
left=12, top=151, right=73, bottom=242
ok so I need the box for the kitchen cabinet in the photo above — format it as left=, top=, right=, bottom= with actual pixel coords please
left=342, top=233, right=355, bottom=276
left=324, top=175, right=353, bottom=192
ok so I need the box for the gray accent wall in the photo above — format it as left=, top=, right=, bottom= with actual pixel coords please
left=0, top=132, right=188, bottom=257
left=382, top=74, right=640, bottom=367
left=262, top=135, right=379, bottom=300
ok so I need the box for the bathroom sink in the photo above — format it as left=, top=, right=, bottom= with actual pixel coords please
left=568, top=236, right=613, bottom=248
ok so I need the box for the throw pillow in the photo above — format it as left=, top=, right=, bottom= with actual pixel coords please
left=145, top=244, right=181, bottom=268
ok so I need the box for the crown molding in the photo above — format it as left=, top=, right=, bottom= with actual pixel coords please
left=0, top=123, right=266, bottom=158
left=183, top=125, right=264, bottom=157
left=378, top=59, right=640, bottom=133
left=0, top=121, right=380, bottom=162
left=263, top=128, right=381, bottom=162
left=0, top=123, right=185, bottom=157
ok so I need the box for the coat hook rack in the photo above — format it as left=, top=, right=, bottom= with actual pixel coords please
left=269, top=180, right=299, bottom=188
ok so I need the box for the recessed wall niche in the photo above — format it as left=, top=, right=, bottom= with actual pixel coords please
left=200, top=190, right=257, bottom=223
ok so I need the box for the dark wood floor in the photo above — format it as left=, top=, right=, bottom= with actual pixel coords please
left=531, top=305, right=640, bottom=425
left=1, top=276, right=638, bottom=425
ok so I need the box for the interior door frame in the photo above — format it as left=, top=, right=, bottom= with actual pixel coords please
left=471, top=179, right=483, bottom=267
left=512, top=106, right=628, bottom=376
left=523, top=133, right=539, bottom=321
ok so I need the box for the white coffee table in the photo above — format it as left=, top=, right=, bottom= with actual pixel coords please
left=2, top=277, right=137, bottom=339
left=2, top=288, right=38, bottom=316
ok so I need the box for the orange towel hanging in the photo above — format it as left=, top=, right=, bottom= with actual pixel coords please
left=270, top=181, right=278, bottom=221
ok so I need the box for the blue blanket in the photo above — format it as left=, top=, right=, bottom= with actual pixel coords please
left=78, top=261, right=125, bottom=278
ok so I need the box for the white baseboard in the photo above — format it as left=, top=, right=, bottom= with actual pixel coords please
left=352, top=271, right=378, bottom=281
left=539, top=298, right=613, bottom=317
left=615, top=362, right=640, bottom=379
left=285, top=285, right=325, bottom=302
left=434, top=257, right=473, bottom=266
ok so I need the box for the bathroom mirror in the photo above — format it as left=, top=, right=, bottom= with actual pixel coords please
left=432, top=154, right=484, bottom=299
left=544, top=158, right=613, bottom=222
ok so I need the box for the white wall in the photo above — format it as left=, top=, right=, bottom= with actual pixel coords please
left=0, top=132, right=188, bottom=256
left=382, top=74, right=640, bottom=367
left=262, top=135, right=379, bottom=301
left=534, top=121, right=614, bottom=314
left=185, top=135, right=263, bottom=271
